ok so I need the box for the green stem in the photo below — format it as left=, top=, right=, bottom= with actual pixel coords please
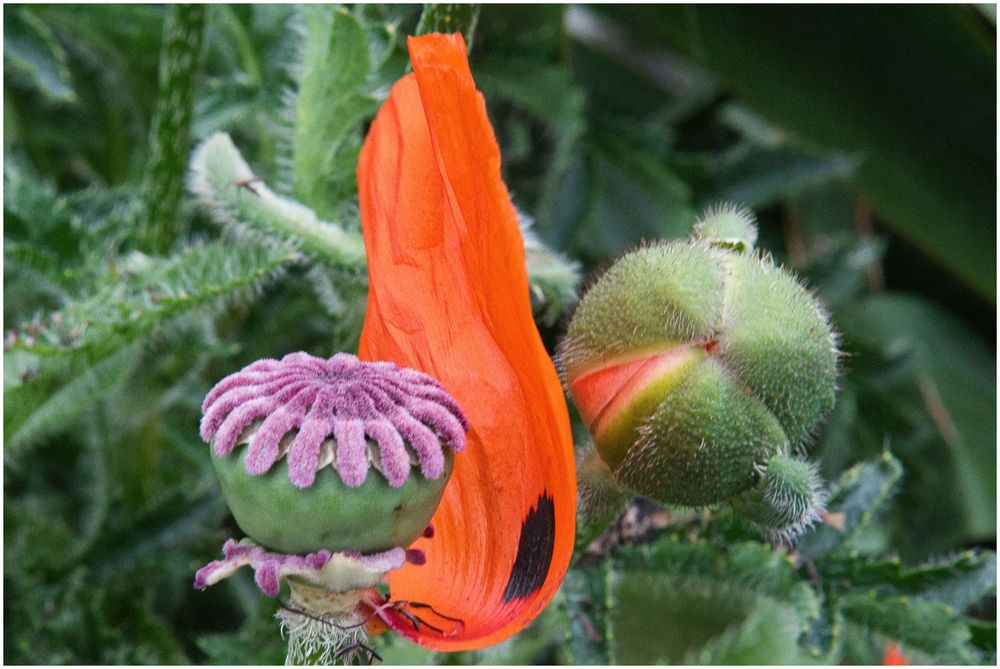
left=140, top=4, right=206, bottom=254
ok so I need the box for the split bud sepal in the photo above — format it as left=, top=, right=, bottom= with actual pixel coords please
left=558, top=205, right=838, bottom=542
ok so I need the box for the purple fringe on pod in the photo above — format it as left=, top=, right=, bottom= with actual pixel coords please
left=194, top=539, right=418, bottom=597
left=200, top=352, right=469, bottom=488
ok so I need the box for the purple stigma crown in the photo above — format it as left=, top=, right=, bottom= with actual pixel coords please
left=200, top=352, right=468, bottom=488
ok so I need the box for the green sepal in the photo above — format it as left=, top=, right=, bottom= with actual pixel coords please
left=732, top=453, right=827, bottom=543
left=718, top=252, right=839, bottom=446
left=615, top=357, right=787, bottom=506
left=558, top=242, right=724, bottom=379
left=692, top=203, right=758, bottom=252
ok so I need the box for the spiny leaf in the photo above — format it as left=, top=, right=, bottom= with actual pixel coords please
left=4, top=242, right=296, bottom=453
left=822, top=550, right=997, bottom=613
left=797, top=450, right=903, bottom=560
left=838, top=595, right=975, bottom=664
left=4, top=341, right=145, bottom=461
left=693, top=598, right=804, bottom=664
left=606, top=536, right=820, bottom=663
left=609, top=569, right=807, bottom=664
left=7, top=242, right=297, bottom=358
left=3, top=157, right=71, bottom=239
left=619, top=536, right=807, bottom=602
left=4, top=241, right=70, bottom=314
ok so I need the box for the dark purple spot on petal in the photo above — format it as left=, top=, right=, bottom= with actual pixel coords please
left=502, top=492, right=556, bottom=602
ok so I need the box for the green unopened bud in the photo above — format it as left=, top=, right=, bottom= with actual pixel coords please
left=692, top=203, right=758, bottom=252
left=558, top=206, right=838, bottom=533
left=732, top=454, right=827, bottom=542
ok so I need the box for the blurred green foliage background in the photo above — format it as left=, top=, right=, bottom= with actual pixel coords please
left=4, top=4, right=996, bottom=664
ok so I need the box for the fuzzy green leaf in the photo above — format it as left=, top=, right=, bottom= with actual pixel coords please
left=292, top=7, right=378, bottom=219
left=607, top=536, right=819, bottom=663
left=189, top=132, right=367, bottom=271
left=694, top=599, right=804, bottom=664
left=4, top=242, right=296, bottom=453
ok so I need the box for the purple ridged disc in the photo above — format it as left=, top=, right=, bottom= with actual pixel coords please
left=200, top=352, right=468, bottom=488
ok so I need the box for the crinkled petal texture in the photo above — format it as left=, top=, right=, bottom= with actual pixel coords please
left=357, top=33, right=576, bottom=651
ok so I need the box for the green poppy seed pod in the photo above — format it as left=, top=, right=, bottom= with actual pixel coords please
left=200, top=352, right=468, bottom=554
left=211, top=448, right=454, bottom=554
left=558, top=207, right=837, bottom=519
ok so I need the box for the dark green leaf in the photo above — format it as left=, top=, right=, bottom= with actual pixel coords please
left=838, top=595, right=975, bottom=664
left=599, top=5, right=996, bottom=299
left=798, top=451, right=903, bottom=560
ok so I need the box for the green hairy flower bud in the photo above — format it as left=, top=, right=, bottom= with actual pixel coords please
left=558, top=205, right=837, bottom=540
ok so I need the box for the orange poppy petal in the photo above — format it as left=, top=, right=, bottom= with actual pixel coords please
left=356, top=33, right=576, bottom=651
left=883, top=643, right=907, bottom=666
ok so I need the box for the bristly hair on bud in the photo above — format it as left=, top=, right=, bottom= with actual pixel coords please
left=558, top=202, right=839, bottom=544
left=732, top=454, right=828, bottom=544
left=692, top=202, right=759, bottom=253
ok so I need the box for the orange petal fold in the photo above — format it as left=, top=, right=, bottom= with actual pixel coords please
left=356, top=33, right=577, bottom=651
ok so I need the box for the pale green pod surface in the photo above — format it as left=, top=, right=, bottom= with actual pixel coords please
left=213, top=448, right=453, bottom=554
left=717, top=254, right=838, bottom=446
left=615, top=356, right=788, bottom=506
